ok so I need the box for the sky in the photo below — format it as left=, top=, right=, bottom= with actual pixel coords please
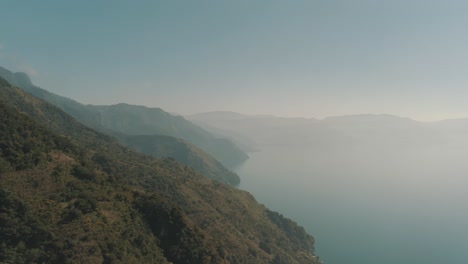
left=2, top=0, right=468, bottom=121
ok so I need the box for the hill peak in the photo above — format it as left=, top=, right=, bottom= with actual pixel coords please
left=0, top=67, right=33, bottom=87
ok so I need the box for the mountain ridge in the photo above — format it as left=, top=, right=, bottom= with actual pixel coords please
left=0, top=66, right=246, bottom=185
left=0, top=66, right=248, bottom=167
left=188, top=111, right=449, bottom=150
left=0, top=75, right=321, bottom=263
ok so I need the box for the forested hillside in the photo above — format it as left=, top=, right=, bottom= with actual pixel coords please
left=0, top=66, right=245, bottom=185
left=0, top=77, right=321, bottom=263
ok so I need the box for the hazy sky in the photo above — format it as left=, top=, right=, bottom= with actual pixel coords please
left=2, top=0, right=468, bottom=121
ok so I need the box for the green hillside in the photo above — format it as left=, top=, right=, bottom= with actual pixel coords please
left=0, top=77, right=321, bottom=263
left=0, top=67, right=246, bottom=185
left=0, top=67, right=248, bottom=168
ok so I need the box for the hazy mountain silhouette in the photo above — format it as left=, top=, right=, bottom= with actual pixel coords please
left=189, top=111, right=446, bottom=150
left=119, top=133, right=241, bottom=185
left=0, top=76, right=321, bottom=263
left=0, top=67, right=247, bottom=184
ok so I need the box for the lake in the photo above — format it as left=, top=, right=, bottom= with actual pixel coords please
left=236, top=143, right=468, bottom=264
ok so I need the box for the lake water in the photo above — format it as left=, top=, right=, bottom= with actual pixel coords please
left=236, top=143, right=468, bottom=264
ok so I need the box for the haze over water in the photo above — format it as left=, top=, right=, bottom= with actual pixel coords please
left=4, top=1, right=468, bottom=262
left=237, top=140, right=468, bottom=264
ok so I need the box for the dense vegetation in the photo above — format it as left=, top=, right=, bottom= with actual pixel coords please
left=0, top=66, right=248, bottom=171
left=0, top=77, right=321, bottom=263
left=0, top=67, right=243, bottom=185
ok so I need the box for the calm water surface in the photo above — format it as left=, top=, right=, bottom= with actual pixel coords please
left=236, top=143, right=468, bottom=264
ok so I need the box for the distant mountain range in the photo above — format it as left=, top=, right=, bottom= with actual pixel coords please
left=0, top=75, right=321, bottom=263
left=189, top=111, right=466, bottom=150
left=188, top=111, right=316, bottom=149
left=0, top=67, right=248, bottom=185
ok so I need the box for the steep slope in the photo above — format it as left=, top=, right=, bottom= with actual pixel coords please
left=0, top=66, right=248, bottom=169
left=87, top=103, right=248, bottom=168
left=118, top=134, right=240, bottom=186
left=0, top=67, right=245, bottom=185
left=0, top=77, right=321, bottom=263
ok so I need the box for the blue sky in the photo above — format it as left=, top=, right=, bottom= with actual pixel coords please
left=2, top=0, right=468, bottom=121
